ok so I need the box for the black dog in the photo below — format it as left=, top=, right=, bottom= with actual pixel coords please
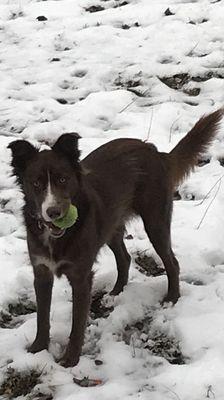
left=8, top=109, right=222, bottom=367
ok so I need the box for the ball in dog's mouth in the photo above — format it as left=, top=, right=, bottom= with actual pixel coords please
left=53, top=205, right=78, bottom=229
left=42, top=205, right=78, bottom=238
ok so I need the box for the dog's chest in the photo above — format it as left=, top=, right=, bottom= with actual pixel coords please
left=33, top=255, right=59, bottom=273
left=33, top=233, right=70, bottom=274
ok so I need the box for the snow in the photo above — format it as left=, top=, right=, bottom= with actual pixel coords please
left=0, top=0, right=224, bottom=399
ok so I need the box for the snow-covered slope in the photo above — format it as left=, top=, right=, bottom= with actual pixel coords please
left=0, top=0, right=224, bottom=399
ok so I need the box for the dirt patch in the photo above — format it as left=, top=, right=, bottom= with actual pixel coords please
left=114, top=75, right=142, bottom=90
left=159, top=71, right=224, bottom=94
left=0, top=368, right=41, bottom=399
left=125, top=234, right=133, bottom=240
left=192, top=70, right=224, bottom=82
left=164, top=8, right=175, bottom=16
left=120, top=22, right=140, bottom=30
left=189, top=18, right=208, bottom=25
left=218, top=157, right=224, bottom=167
left=36, top=16, right=48, bottom=22
left=121, top=24, right=130, bottom=30
left=8, top=299, right=36, bottom=316
left=145, top=332, right=186, bottom=364
left=90, top=292, right=114, bottom=319
left=0, top=298, right=36, bottom=328
left=0, top=198, right=10, bottom=209
left=85, top=5, right=105, bottom=13
left=72, top=69, right=87, bottom=78
left=124, top=318, right=185, bottom=364
left=159, top=73, right=190, bottom=90
left=159, top=56, right=175, bottom=64
left=9, top=11, right=24, bottom=20
left=197, top=157, right=211, bottom=167
left=183, top=87, right=200, bottom=96
left=56, top=98, right=68, bottom=104
left=135, top=253, right=165, bottom=277
left=0, top=311, right=13, bottom=328
left=50, top=57, right=60, bottom=62
left=114, top=1, right=128, bottom=7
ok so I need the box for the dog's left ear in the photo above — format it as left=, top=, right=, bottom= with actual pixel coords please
left=52, top=133, right=81, bottom=166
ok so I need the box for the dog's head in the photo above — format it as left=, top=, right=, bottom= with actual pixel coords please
left=8, top=133, right=81, bottom=237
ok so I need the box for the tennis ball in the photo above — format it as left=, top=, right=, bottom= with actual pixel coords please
left=53, top=204, right=78, bottom=229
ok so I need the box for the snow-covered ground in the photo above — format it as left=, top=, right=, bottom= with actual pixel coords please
left=0, top=0, right=224, bottom=399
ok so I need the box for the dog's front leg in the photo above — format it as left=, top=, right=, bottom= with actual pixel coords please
left=60, top=271, right=92, bottom=368
left=28, top=264, right=54, bottom=353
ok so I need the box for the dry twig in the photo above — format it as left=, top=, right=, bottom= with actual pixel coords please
left=196, top=179, right=221, bottom=229
left=144, top=107, right=154, bottom=143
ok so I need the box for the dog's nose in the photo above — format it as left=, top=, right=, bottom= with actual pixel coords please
left=46, top=207, right=61, bottom=220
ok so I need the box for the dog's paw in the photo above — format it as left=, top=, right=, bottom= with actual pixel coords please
left=162, top=292, right=180, bottom=306
left=110, top=281, right=127, bottom=296
left=59, top=353, right=80, bottom=368
left=59, top=342, right=80, bottom=368
left=27, top=338, right=49, bottom=353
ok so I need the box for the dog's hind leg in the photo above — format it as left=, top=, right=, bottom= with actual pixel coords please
left=141, top=208, right=180, bottom=304
left=108, top=226, right=131, bottom=295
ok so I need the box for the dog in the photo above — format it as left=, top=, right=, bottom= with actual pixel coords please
left=8, top=109, right=223, bottom=367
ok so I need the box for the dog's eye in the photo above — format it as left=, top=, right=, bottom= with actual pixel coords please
left=59, top=177, right=66, bottom=184
left=33, top=181, right=40, bottom=188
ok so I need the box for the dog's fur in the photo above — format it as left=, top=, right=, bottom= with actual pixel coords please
left=8, top=109, right=223, bottom=367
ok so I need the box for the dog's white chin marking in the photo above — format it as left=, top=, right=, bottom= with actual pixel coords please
left=41, top=173, right=57, bottom=222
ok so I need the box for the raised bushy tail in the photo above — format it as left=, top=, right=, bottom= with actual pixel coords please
left=168, top=109, right=223, bottom=186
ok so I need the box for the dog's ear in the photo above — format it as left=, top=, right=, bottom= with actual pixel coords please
left=52, top=133, right=81, bottom=166
left=8, top=140, right=38, bottom=180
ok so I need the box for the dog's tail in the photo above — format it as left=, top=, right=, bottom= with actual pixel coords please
left=168, top=109, right=223, bottom=186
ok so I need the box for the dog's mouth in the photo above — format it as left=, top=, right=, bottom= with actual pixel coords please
left=41, top=220, right=66, bottom=238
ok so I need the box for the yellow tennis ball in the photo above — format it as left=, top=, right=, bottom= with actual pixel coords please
left=53, top=204, right=78, bottom=229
